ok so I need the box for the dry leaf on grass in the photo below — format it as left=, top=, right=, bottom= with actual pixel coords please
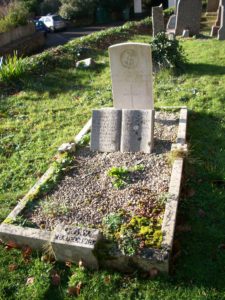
left=8, top=264, right=17, bottom=271
left=51, top=271, right=61, bottom=286
left=26, top=277, right=35, bottom=285
left=5, top=240, right=19, bottom=250
left=68, top=282, right=82, bottom=296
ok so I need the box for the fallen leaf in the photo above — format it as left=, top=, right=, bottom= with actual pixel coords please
left=65, top=261, right=72, bottom=268
left=22, top=246, right=32, bottom=259
left=26, top=277, right=35, bottom=285
left=104, top=275, right=111, bottom=284
left=149, top=268, right=159, bottom=279
left=51, top=271, right=61, bottom=286
left=8, top=264, right=17, bottom=271
left=68, top=282, right=82, bottom=296
left=5, top=240, right=19, bottom=250
left=78, top=260, right=83, bottom=268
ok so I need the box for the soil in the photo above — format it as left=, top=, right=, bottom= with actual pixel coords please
left=24, top=111, right=179, bottom=231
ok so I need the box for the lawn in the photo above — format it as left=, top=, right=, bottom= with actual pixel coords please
left=0, top=33, right=225, bottom=299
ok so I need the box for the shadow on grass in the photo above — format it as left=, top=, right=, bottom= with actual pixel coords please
left=172, top=110, right=225, bottom=291
left=184, top=62, right=225, bottom=76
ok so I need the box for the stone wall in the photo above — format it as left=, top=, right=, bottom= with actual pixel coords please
left=0, top=32, right=46, bottom=56
left=0, top=23, right=35, bottom=48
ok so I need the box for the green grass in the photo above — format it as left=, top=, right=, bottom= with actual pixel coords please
left=0, top=34, right=225, bottom=299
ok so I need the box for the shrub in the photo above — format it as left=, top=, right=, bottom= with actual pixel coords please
left=151, top=32, right=186, bottom=69
left=0, top=1, right=29, bottom=33
left=59, top=0, right=95, bottom=20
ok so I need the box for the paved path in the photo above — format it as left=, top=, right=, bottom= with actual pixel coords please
left=45, top=22, right=124, bottom=49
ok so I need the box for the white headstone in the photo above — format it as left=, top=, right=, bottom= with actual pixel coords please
left=218, top=0, right=225, bottom=40
left=109, top=43, right=154, bottom=110
left=121, top=109, right=154, bottom=153
left=134, top=0, right=142, bottom=13
left=90, top=108, right=122, bottom=152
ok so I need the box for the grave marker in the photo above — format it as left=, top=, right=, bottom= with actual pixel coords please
left=109, top=43, right=154, bottom=110
left=121, top=109, right=154, bottom=153
left=152, top=5, right=165, bottom=37
left=175, top=0, right=202, bottom=36
left=90, top=109, right=122, bottom=152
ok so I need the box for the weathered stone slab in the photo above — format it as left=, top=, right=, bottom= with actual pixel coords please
left=167, top=14, right=176, bottom=31
left=134, top=0, right=142, bottom=13
left=109, top=43, right=154, bottom=110
left=218, top=0, right=225, bottom=40
left=207, top=0, right=219, bottom=12
left=152, top=5, right=164, bottom=37
left=91, top=108, right=122, bottom=152
left=51, top=225, right=100, bottom=269
left=175, top=0, right=202, bottom=36
left=121, top=109, right=154, bottom=153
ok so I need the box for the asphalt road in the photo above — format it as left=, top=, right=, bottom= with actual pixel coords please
left=44, top=22, right=124, bottom=49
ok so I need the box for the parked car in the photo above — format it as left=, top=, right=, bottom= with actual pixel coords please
left=33, top=20, right=50, bottom=35
left=39, top=14, right=67, bottom=32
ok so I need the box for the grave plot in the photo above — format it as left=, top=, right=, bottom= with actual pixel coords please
left=0, top=107, right=187, bottom=273
left=0, top=42, right=188, bottom=273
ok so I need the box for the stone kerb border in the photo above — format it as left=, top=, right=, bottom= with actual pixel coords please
left=0, top=107, right=188, bottom=273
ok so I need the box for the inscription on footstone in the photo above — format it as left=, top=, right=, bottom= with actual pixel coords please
left=121, top=110, right=154, bottom=153
left=109, top=43, right=154, bottom=110
left=91, top=109, right=122, bottom=152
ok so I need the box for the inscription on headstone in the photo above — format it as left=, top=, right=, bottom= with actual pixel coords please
left=109, top=43, right=154, bottom=110
left=175, top=0, right=202, bottom=36
left=91, top=109, right=122, bottom=152
left=121, top=110, right=154, bottom=153
left=152, top=5, right=165, bottom=37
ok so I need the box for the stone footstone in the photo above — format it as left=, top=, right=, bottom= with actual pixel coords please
left=51, top=225, right=100, bottom=269
left=175, top=0, right=202, bottom=36
left=121, top=109, right=154, bottom=153
left=152, top=5, right=165, bottom=37
left=90, top=108, right=122, bottom=152
left=109, top=43, right=154, bottom=110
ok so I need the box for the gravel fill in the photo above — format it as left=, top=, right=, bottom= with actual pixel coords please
left=25, top=111, right=179, bottom=230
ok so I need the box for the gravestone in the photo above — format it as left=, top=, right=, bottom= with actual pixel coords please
left=207, top=0, right=219, bottom=12
left=109, top=43, right=154, bottom=110
left=90, top=108, right=122, bottom=152
left=134, top=0, right=142, bottom=13
left=167, top=15, right=176, bottom=31
left=152, top=5, right=165, bottom=37
left=218, top=0, right=225, bottom=40
left=211, top=3, right=222, bottom=36
left=121, top=110, right=154, bottom=153
left=175, top=0, right=202, bottom=36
